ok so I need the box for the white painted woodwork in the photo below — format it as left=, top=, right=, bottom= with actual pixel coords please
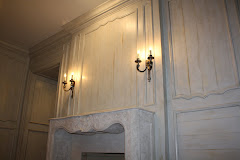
left=57, top=0, right=155, bottom=116
left=177, top=106, right=240, bottom=160
left=0, top=128, right=15, bottom=160
left=0, top=41, right=29, bottom=160
left=25, top=131, right=48, bottom=160
left=80, top=11, right=137, bottom=113
left=161, top=0, right=240, bottom=159
left=0, top=54, right=27, bottom=121
left=17, top=73, right=57, bottom=160
left=169, top=0, right=239, bottom=98
left=55, top=0, right=165, bottom=159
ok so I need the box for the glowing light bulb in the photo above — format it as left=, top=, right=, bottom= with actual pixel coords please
left=71, top=72, right=74, bottom=80
left=137, top=50, right=140, bottom=59
left=149, top=47, right=152, bottom=55
left=64, top=73, right=67, bottom=81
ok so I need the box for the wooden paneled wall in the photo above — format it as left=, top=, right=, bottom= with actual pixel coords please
left=55, top=0, right=165, bottom=159
left=17, top=73, right=57, bottom=160
left=161, top=0, right=240, bottom=159
left=56, top=0, right=158, bottom=116
left=0, top=41, right=29, bottom=160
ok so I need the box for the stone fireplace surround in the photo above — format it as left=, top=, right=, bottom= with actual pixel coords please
left=46, top=108, right=155, bottom=160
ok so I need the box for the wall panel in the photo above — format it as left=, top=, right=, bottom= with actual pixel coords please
left=25, top=131, right=48, bottom=160
left=17, top=73, right=57, bottom=160
left=53, top=0, right=164, bottom=159
left=30, top=79, right=57, bottom=124
left=80, top=11, right=138, bottom=113
left=0, top=54, right=27, bottom=121
left=0, top=128, right=15, bottom=160
left=162, top=0, right=240, bottom=159
left=169, top=0, right=239, bottom=98
left=0, top=42, right=29, bottom=160
left=56, top=0, right=156, bottom=117
left=176, top=106, right=240, bottom=160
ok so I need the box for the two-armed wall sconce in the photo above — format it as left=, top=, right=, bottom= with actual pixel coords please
left=135, top=48, right=154, bottom=82
left=62, top=72, right=75, bottom=98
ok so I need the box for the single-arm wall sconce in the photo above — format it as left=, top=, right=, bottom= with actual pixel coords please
left=62, top=72, right=75, bottom=98
left=135, top=49, right=154, bottom=82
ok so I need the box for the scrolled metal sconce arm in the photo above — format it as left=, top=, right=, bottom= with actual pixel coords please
left=135, top=50, right=154, bottom=82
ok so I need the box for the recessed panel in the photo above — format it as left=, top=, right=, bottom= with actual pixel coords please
left=0, top=128, right=15, bottom=160
left=0, top=54, right=26, bottom=121
left=169, top=0, right=239, bottom=98
left=177, top=106, right=240, bottom=160
left=30, top=79, right=57, bottom=124
left=25, top=131, right=48, bottom=160
left=80, top=12, right=138, bottom=113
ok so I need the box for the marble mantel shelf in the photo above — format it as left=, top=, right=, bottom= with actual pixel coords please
left=46, top=108, right=155, bottom=160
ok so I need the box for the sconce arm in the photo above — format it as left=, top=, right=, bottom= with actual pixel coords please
left=63, top=88, right=71, bottom=92
left=136, top=64, right=147, bottom=72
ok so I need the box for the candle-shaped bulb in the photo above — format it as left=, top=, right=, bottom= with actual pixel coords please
left=149, top=47, right=152, bottom=55
left=71, top=72, right=74, bottom=80
left=64, top=73, right=67, bottom=81
left=137, top=50, right=140, bottom=59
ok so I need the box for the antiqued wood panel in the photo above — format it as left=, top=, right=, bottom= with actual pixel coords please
left=17, top=73, right=57, bottom=160
left=226, top=0, right=240, bottom=82
left=176, top=106, right=240, bottom=160
left=56, top=43, right=71, bottom=117
left=162, top=1, right=240, bottom=159
left=53, top=0, right=164, bottom=159
left=30, top=79, right=57, bottom=125
left=56, top=0, right=157, bottom=117
left=0, top=128, right=15, bottom=160
left=0, top=43, right=28, bottom=160
left=169, top=0, right=239, bottom=98
left=0, top=53, right=28, bottom=121
left=25, top=131, right=48, bottom=160
left=80, top=11, right=138, bottom=113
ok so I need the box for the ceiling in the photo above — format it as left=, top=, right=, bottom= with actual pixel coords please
left=0, top=0, right=108, bottom=49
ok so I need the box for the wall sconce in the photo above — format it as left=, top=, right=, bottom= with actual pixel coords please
left=62, top=72, right=75, bottom=98
left=135, top=49, right=154, bottom=82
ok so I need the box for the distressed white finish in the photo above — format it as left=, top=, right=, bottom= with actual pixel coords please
left=177, top=106, right=240, bottom=160
left=16, top=73, right=57, bottom=160
left=57, top=0, right=156, bottom=116
left=0, top=41, right=29, bottom=160
left=46, top=109, right=155, bottom=160
left=169, top=0, right=239, bottom=98
left=161, top=0, right=240, bottom=159
left=55, top=0, right=165, bottom=159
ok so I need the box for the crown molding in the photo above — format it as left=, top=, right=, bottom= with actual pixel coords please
left=0, top=40, right=29, bottom=63
left=0, top=40, right=29, bottom=56
left=62, top=0, right=142, bottom=34
left=29, top=0, right=143, bottom=59
left=29, top=30, right=72, bottom=58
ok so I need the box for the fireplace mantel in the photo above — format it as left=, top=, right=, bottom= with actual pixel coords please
left=46, top=108, right=155, bottom=160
